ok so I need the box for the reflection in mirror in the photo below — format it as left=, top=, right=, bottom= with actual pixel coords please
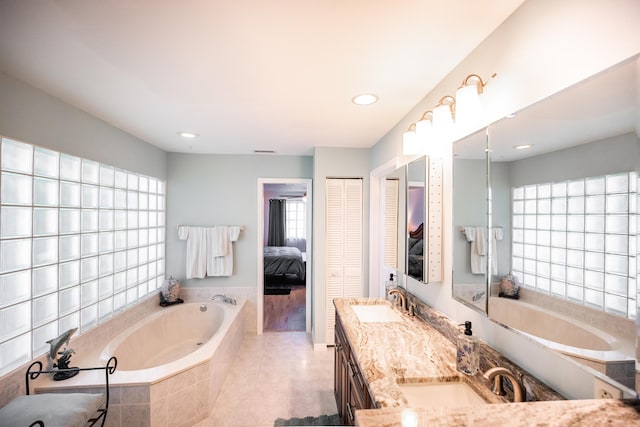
left=452, top=129, right=490, bottom=313
left=483, top=55, right=638, bottom=391
left=384, top=166, right=407, bottom=277
left=407, top=157, right=426, bottom=282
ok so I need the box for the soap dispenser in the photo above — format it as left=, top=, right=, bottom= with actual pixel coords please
left=456, top=321, right=479, bottom=375
left=385, top=273, right=395, bottom=295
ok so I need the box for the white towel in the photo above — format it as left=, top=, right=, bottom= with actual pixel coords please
left=491, top=227, right=504, bottom=275
left=208, top=226, right=229, bottom=257
left=463, top=226, right=502, bottom=275
left=178, top=226, right=208, bottom=279
left=475, top=226, right=486, bottom=256
left=462, top=227, right=476, bottom=243
left=206, top=226, right=242, bottom=276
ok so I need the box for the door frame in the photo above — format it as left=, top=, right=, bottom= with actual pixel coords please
left=257, top=178, right=313, bottom=334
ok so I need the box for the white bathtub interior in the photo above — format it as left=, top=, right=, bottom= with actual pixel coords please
left=101, top=302, right=225, bottom=372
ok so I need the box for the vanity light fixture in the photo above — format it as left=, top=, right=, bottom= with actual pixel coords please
left=402, top=123, right=420, bottom=155
left=415, top=111, right=434, bottom=144
left=402, top=72, right=495, bottom=156
left=352, top=93, right=378, bottom=105
left=432, top=95, right=456, bottom=144
left=178, top=131, right=199, bottom=139
left=432, top=95, right=456, bottom=128
left=513, top=144, right=533, bottom=150
left=456, top=73, right=495, bottom=128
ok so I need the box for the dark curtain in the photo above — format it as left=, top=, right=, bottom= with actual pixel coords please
left=267, top=199, right=286, bottom=246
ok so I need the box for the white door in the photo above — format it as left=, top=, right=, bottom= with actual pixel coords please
left=326, top=178, right=363, bottom=345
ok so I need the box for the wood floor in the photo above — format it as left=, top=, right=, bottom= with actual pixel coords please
left=264, top=286, right=306, bottom=331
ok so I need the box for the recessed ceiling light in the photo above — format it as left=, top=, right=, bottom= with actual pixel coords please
left=178, top=131, right=199, bottom=139
left=352, top=94, right=378, bottom=105
left=513, top=144, right=533, bottom=150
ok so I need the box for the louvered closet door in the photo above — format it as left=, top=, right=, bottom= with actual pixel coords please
left=326, top=178, right=363, bottom=345
left=384, top=179, right=399, bottom=269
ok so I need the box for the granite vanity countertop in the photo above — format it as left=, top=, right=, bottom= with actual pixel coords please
left=355, top=399, right=640, bottom=427
left=334, top=298, right=508, bottom=408
left=334, top=298, right=640, bottom=426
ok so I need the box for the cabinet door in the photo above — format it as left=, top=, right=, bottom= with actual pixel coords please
left=347, top=353, right=369, bottom=406
left=334, top=329, right=349, bottom=422
left=346, top=368, right=369, bottom=426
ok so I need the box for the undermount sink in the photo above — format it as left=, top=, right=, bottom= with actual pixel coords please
left=398, top=380, right=488, bottom=408
left=351, top=304, right=403, bottom=323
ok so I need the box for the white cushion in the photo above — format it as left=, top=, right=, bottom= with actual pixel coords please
left=0, top=393, right=105, bottom=427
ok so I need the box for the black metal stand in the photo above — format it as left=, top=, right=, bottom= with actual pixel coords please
left=25, top=356, right=118, bottom=427
left=53, top=367, right=79, bottom=381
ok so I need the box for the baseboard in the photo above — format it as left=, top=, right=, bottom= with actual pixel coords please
left=314, top=343, right=328, bottom=352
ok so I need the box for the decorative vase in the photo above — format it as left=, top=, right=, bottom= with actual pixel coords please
left=161, top=277, right=181, bottom=303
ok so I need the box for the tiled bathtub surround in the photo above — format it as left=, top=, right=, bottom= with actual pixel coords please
left=500, top=286, right=636, bottom=342
left=108, top=304, right=245, bottom=427
left=0, top=293, right=160, bottom=409
left=0, top=287, right=248, bottom=427
left=490, top=285, right=637, bottom=389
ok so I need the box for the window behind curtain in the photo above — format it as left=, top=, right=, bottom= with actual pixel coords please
left=286, top=199, right=306, bottom=252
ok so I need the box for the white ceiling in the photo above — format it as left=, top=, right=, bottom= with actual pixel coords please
left=0, top=0, right=525, bottom=155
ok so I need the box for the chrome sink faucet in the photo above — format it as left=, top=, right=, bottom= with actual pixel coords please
left=211, top=294, right=237, bottom=305
left=387, top=288, right=406, bottom=311
left=483, top=367, right=524, bottom=402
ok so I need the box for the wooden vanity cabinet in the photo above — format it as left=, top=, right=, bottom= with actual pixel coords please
left=334, top=312, right=375, bottom=425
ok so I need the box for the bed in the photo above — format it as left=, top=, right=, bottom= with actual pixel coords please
left=263, top=246, right=306, bottom=281
left=407, top=223, right=424, bottom=280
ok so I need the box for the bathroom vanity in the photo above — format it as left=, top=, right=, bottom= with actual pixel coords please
left=334, top=313, right=375, bottom=424
left=334, top=297, right=640, bottom=426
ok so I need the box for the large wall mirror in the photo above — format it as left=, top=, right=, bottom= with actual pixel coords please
left=452, top=130, right=489, bottom=312
left=453, top=54, right=639, bottom=391
left=384, top=166, right=407, bottom=277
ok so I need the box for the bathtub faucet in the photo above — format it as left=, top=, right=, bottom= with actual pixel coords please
left=472, top=290, right=486, bottom=302
left=211, top=294, right=237, bottom=305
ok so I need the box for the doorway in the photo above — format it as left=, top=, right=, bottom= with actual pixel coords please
left=257, top=178, right=312, bottom=333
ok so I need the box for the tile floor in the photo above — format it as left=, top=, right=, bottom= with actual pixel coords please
left=194, top=332, right=337, bottom=427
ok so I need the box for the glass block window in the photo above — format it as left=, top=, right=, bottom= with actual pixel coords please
left=511, top=172, right=636, bottom=320
left=0, top=137, right=166, bottom=376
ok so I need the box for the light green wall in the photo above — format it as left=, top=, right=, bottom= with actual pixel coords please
left=452, top=159, right=487, bottom=284
left=0, top=72, right=167, bottom=179
left=166, top=153, right=313, bottom=288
